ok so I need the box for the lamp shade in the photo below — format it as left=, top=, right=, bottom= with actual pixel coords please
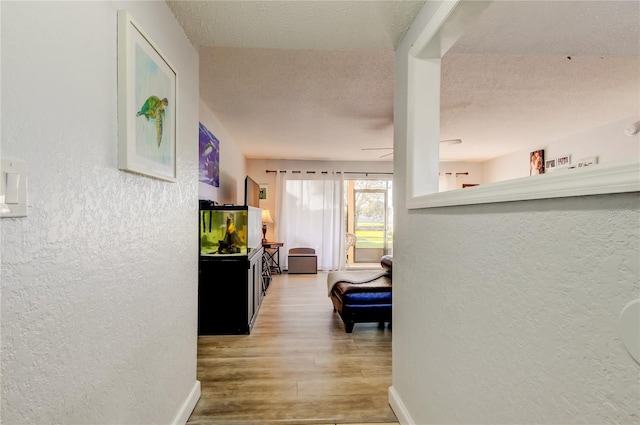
left=261, top=209, right=273, bottom=224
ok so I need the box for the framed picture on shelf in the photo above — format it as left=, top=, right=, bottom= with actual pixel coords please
left=530, top=149, right=544, bottom=175
left=117, top=10, right=177, bottom=182
left=545, top=159, right=556, bottom=171
left=556, top=154, right=571, bottom=168
left=577, top=156, right=598, bottom=167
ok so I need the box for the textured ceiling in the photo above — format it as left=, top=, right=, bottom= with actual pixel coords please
left=167, top=0, right=640, bottom=163
left=167, top=1, right=425, bottom=50
left=167, top=0, right=422, bottom=162
left=198, top=47, right=395, bottom=161
left=441, top=0, right=640, bottom=162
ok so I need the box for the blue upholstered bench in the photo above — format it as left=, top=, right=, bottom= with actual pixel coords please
left=327, top=256, right=392, bottom=333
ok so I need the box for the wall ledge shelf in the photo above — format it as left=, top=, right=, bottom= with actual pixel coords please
left=408, top=160, right=640, bottom=209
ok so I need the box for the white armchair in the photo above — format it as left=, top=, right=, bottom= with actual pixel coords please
left=345, top=232, right=357, bottom=268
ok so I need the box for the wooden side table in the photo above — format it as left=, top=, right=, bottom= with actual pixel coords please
left=262, top=242, right=284, bottom=275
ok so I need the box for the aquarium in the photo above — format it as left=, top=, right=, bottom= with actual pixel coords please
left=199, top=203, right=262, bottom=257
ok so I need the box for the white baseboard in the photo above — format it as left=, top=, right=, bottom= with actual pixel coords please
left=172, top=380, right=201, bottom=425
left=388, top=385, right=415, bottom=425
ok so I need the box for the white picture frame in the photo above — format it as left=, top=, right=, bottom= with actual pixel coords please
left=117, top=10, right=177, bottom=182
left=545, top=158, right=556, bottom=171
left=556, top=154, right=571, bottom=169
left=577, top=156, right=598, bottom=168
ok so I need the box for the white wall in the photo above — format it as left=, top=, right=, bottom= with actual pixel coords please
left=484, top=115, right=640, bottom=184
left=247, top=159, right=393, bottom=242
left=391, top=3, right=640, bottom=424
left=199, top=100, right=247, bottom=204
left=1, top=2, right=200, bottom=424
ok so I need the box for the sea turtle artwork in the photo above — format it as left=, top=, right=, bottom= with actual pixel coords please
left=136, top=95, right=168, bottom=147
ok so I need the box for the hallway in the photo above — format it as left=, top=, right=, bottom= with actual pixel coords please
left=187, top=271, right=396, bottom=425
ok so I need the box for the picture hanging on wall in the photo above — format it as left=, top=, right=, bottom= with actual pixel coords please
left=530, top=149, right=545, bottom=175
left=198, top=123, right=220, bottom=187
left=117, top=10, right=177, bottom=181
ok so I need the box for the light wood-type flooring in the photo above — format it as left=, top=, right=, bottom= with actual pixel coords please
left=187, top=271, right=397, bottom=425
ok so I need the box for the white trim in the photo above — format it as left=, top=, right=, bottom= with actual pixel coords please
left=407, top=160, right=640, bottom=209
left=405, top=0, right=489, bottom=206
left=388, top=386, right=416, bottom=425
left=408, top=0, right=465, bottom=59
left=172, top=380, right=201, bottom=425
left=407, top=56, right=441, bottom=199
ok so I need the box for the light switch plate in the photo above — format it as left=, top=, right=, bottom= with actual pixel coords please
left=5, top=172, right=20, bottom=204
left=1, top=158, right=27, bottom=218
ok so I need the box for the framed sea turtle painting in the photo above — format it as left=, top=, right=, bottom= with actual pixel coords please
left=117, top=10, right=177, bottom=182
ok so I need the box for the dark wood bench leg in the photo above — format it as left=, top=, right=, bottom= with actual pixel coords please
left=344, top=321, right=354, bottom=333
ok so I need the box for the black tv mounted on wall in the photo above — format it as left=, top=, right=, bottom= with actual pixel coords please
left=244, top=176, right=260, bottom=208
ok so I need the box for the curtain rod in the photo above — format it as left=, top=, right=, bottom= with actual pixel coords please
left=266, top=169, right=393, bottom=175
left=439, top=172, right=469, bottom=176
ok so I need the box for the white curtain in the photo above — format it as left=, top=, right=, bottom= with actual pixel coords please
left=275, top=171, right=345, bottom=271
left=439, top=173, right=457, bottom=192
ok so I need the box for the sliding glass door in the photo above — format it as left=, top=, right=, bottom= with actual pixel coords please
left=345, top=179, right=393, bottom=265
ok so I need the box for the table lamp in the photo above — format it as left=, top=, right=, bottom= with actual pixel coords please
left=261, top=209, right=273, bottom=243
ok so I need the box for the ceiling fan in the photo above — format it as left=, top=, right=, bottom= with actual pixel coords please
left=362, top=139, right=462, bottom=159
left=361, top=147, right=394, bottom=158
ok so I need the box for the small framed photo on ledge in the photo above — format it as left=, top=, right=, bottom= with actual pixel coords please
left=556, top=154, right=571, bottom=169
left=545, top=158, right=556, bottom=171
left=530, top=149, right=545, bottom=175
left=577, top=156, right=598, bottom=167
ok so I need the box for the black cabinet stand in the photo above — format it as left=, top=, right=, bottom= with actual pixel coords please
left=198, top=247, right=264, bottom=335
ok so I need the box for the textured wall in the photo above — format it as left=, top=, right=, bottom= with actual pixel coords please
left=391, top=2, right=640, bottom=424
left=1, top=1, right=199, bottom=423
left=393, top=193, right=640, bottom=424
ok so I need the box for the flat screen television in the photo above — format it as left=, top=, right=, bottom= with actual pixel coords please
left=244, top=176, right=260, bottom=207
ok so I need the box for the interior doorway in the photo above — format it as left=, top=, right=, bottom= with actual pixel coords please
left=345, top=178, right=393, bottom=266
